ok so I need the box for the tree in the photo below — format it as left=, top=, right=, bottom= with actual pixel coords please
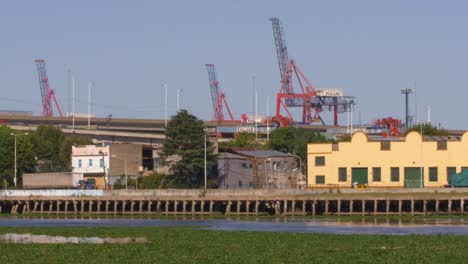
left=218, top=132, right=264, bottom=150
left=405, top=123, right=448, bottom=136
left=0, top=126, right=35, bottom=188
left=268, top=127, right=296, bottom=153
left=31, top=125, right=91, bottom=172
left=163, top=110, right=217, bottom=188
left=268, top=127, right=327, bottom=174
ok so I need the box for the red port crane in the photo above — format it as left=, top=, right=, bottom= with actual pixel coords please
left=270, top=17, right=322, bottom=125
left=205, top=64, right=236, bottom=122
left=270, top=18, right=355, bottom=126
left=35, top=59, right=63, bottom=117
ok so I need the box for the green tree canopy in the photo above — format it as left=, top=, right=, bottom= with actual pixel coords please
left=268, top=127, right=327, bottom=173
left=31, top=125, right=92, bottom=172
left=404, top=123, right=448, bottom=136
left=218, top=132, right=264, bottom=150
left=0, top=126, right=35, bottom=188
left=163, top=110, right=217, bottom=188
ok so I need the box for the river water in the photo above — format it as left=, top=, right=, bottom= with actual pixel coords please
left=0, top=217, right=467, bottom=235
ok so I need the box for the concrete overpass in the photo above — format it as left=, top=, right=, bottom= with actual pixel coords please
left=9, top=125, right=166, bottom=146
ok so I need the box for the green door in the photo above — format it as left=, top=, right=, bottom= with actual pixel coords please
left=404, top=167, right=423, bottom=188
left=352, top=168, right=368, bottom=186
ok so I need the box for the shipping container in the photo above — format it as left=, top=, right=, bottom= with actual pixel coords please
left=22, top=172, right=83, bottom=189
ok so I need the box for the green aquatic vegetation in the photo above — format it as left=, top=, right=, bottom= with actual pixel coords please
left=0, top=226, right=467, bottom=263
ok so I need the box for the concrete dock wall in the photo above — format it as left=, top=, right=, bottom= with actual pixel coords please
left=0, top=188, right=467, bottom=216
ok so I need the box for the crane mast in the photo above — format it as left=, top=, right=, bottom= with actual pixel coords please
left=270, top=17, right=291, bottom=94
left=35, top=59, right=63, bottom=117
left=205, top=64, right=235, bottom=122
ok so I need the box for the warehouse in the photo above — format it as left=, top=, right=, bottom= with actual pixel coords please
left=307, top=131, right=468, bottom=188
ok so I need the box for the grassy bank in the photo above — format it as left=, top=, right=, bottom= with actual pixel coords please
left=0, top=226, right=467, bottom=263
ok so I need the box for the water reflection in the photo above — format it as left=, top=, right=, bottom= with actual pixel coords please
left=0, top=216, right=466, bottom=235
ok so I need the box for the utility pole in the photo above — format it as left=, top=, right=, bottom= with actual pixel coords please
left=72, top=76, right=75, bottom=132
left=88, top=81, right=91, bottom=130
left=164, top=83, right=168, bottom=127
left=266, top=95, right=270, bottom=140
left=252, top=75, right=257, bottom=142
left=11, top=133, right=28, bottom=188
left=204, top=128, right=208, bottom=190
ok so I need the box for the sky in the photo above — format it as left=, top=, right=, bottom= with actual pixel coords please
left=1, top=0, right=467, bottom=129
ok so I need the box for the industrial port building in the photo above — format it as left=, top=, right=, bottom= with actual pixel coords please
left=307, top=131, right=468, bottom=188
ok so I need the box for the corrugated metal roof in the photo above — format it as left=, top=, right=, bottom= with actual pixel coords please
left=235, top=150, right=292, bottom=158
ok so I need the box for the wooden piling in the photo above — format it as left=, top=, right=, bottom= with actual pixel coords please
left=105, top=200, right=109, bottom=215
left=97, top=201, right=101, bottom=214
left=225, top=201, right=232, bottom=215
left=461, top=198, right=465, bottom=214
left=148, top=201, right=153, bottom=214
left=113, top=201, right=118, bottom=215
left=337, top=200, right=341, bottom=216
left=410, top=200, right=414, bottom=216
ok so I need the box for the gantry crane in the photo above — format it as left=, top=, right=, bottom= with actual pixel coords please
left=269, top=18, right=355, bottom=126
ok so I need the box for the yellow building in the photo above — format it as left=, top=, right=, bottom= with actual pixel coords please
left=307, top=131, right=468, bottom=188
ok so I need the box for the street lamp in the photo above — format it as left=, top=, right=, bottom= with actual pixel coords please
left=112, top=155, right=127, bottom=189
left=99, top=150, right=108, bottom=189
left=264, top=157, right=272, bottom=189
left=417, top=121, right=424, bottom=188
left=288, top=152, right=305, bottom=187
left=11, top=132, right=28, bottom=188
left=204, top=128, right=208, bottom=190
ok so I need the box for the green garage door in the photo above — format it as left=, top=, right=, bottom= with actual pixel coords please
left=404, top=167, right=423, bottom=188
left=352, top=168, right=368, bottom=185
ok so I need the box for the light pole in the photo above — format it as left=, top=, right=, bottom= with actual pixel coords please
left=288, top=152, right=305, bottom=187
left=418, top=121, right=424, bottom=188
left=99, top=150, right=108, bottom=189
left=264, top=157, right=271, bottom=189
left=204, top=128, right=208, bottom=190
left=112, top=155, right=127, bottom=189
left=11, top=132, right=28, bottom=188
left=401, top=88, right=414, bottom=130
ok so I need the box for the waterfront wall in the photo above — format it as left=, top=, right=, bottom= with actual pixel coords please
left=0, top=188, right=467, bottom=216
left=2, top=188, right=468, bottom=198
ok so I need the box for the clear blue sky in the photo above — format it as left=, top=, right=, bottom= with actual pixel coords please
left=1, top=0, right=467, bottom=129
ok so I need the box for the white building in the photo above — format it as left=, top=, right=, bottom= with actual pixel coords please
left=72, top=145, right=110, bottom=189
